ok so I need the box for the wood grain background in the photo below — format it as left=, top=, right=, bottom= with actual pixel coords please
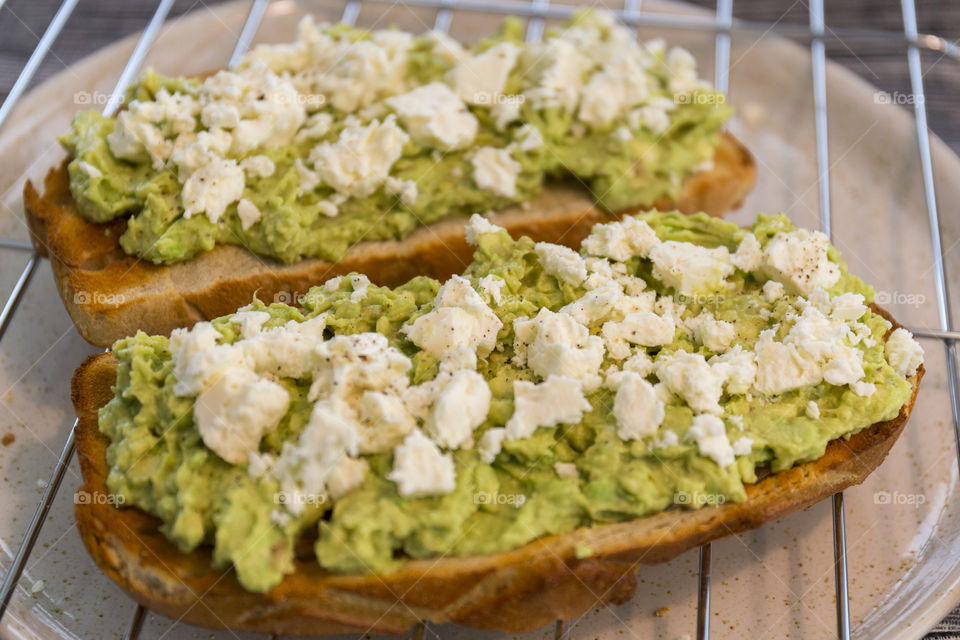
left=0, top=0, right=958, bottom=637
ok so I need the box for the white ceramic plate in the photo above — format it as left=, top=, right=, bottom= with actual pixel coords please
left=0, top=1, right=958, bottom=638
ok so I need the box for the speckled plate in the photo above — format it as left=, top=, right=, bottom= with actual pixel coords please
left=0, top=1, right=958, bottom=639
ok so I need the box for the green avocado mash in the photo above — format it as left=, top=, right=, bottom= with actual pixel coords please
left=98, top=211, right=913, bottom=593
left=61, top=10, right=730, bottom=264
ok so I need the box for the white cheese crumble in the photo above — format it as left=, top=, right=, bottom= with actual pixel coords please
left=424, top=370, right=491, bottom=449
left=464, top=213, right=504, bottom=245
left=686, top=310, right=736, bottom=352
left=478, top=427, right=507, bottom=463
left=582, top=217, right=661, bottom=262
left=386, top=429, right=456, bottom=498
left=534, top=242, right=588, bottom=286
left=386, top=82, right=478, bottom=151
left=471, top=146, right=521, bottom=198
left=236, top=198, right=262, bottom=230
left=309, top=115, right=409, bottom=198
left=760, top=229, right=841, bottom=296
left=402, top=275, right=503, bottom=360
left=602, top=311, right=675, bottom=360
left=193, top=367, right=290, bottom=465
left=884, top=328, right=924, bottom=377
left=505, top=376, right=591, bottom=440
left=181, top=157, right=245, bottom=223
left=554, top=461, right=580, bottom=479
left=687, top=414, right=734, bottom=468
left=761, top=280, right=785, bottom=303
left=655, top=351, right=725, bottom=415
left=806, top=400, right=821, bottom=419
left=613, top=371, right=665, bottom=441
left=649, top=241, right=733, bottom=296
left=448, top=42, right=520, bottom=106
left=478, top=274, right=506, bottom=304
left=732, top=232, right=762, bottom=272
left=513, top=309, right=605, bottom=390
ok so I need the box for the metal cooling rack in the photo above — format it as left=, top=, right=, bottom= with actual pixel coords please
left=0, top=1, right=957, bottom=638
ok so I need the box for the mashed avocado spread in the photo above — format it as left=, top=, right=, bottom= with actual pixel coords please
left=61, top=10, right=729, bottom=264
left=97, top=211, right=924, bottom=593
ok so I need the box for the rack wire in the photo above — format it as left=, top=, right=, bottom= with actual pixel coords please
left=0, top=0, right=956, bottom=638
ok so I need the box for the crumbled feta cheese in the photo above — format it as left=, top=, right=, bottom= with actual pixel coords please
left=478, top=275, right=506, bottom=304
left=240, top=155, right=276, bottom=178
left=708, top=345, right=757, bottom=395
left=623, top=350, right=655, bottom=377
left=181, top=157, right=245, bottom=223
left=231, top=309, right=270, bottom=338
left=731, top=435, right=753, bottom=456
left=602, top=311, right=675, bottom=360
left=386, top=82, right=478, bottom=151
left=805, top=400, right=821, bottom=419
left=425, top=370, right=491, bottom=449
left=828, top=292, right=867, bottom=322
left=448, top=42, right=520, bottom=105
left=578, top=53, right=651, bottom=128
left=505, top=376, right=591, bottom=440
left=732, top=233, right=762, bottom=272
left=236, top=198, right=262, bottom=230
left=559, top=280, right=621, bottom=327
left=194, top=367, right=290, bottom=464
left=108, top=110, right=171, bottom=169
left=613, top=371, right=665, bottom=440
left=387, top=429, right=456, bottom=498
left=75, top=160, right=102, bottom=179
left=325, top=456, right=369, bottom=499
left=241, top=315, right=328, bottom=380
left=464, top=213, right=504, bottom=245
left=513, top=309, right=605, bottom=389
left=170, top=322, right=247, bottom=396
left=471, top=146, right=521, bottom=198
left=760, top=229, right=841, bottom=296
left=309, top=115, right=409, bottom=198
left=521, top=38, right=587, bottom=112
left=687, top=414, right=734, bottom=468
left=686, top=310, right=736, bottom=352
left=478, top=427, right=507, bottom=463
left=356, top=390, right=416, bottom=453
left=762, top=280, right=785, bottom=303
left=884, top=328, right=924, bottom=377
left=535, top=242, right=588, bottom=286
left=402, top=275, right=503, bottom=358
left=384, top=176, right=418, bottom=206
left=294, top=112, right=334, bottom=143
left=655, top=351, right=725, bottom=415
left=649, top=241, right=733, bottom=296
left=516, top=123, right=543, bottom=151
left=582, top=216, right=661, bottom=262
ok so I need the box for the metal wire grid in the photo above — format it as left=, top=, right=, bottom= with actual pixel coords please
left=0, top=0, right=954, bottom=638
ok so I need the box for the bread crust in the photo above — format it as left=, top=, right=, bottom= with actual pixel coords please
left=71, top=306, right=921, bottom=636
left=26, top=132, right=755, bottom=347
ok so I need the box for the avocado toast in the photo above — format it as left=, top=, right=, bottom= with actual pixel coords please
left=26, top=10, right=754, bottom=347
left=72, top=211, right=922, bottom=635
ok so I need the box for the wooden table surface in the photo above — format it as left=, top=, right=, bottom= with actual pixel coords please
left=0, top=0, right=958, bottom=638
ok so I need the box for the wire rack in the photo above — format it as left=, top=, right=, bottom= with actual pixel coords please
left=0, top=1, right=957, bottom=639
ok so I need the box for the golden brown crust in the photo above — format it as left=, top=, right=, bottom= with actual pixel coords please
left=26, top=132, right=755, bottom=346
left=71, top=306, right=921, bottom=636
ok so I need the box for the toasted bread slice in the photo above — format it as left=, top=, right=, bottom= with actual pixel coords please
left=26, top=132, right=754, bottom=347
left=71, top=305, right=920, bottom=636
